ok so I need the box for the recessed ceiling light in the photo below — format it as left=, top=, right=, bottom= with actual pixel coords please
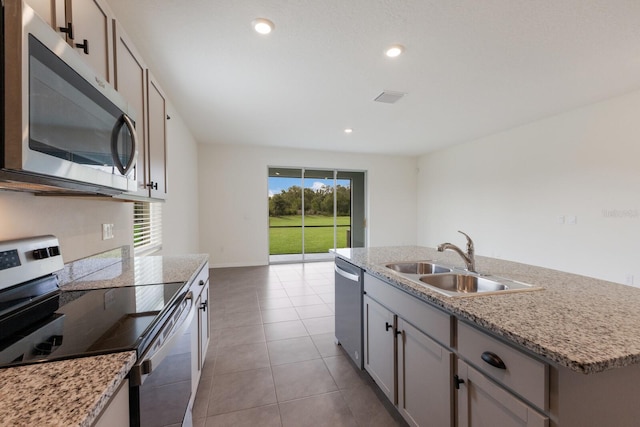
left=344, top=128, right=353, bottom=134
left=385, top=44, right=405, bottom=58
left=252, top=18, right=274, bottom=35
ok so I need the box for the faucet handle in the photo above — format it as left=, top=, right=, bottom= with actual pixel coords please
left=457, top=231, right=474, bottom=253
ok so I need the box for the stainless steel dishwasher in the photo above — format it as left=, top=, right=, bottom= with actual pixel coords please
left=334, top=257, right=363, bottom=369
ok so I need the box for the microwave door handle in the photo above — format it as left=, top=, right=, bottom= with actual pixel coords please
left=110, top=114, right=139, bottom=176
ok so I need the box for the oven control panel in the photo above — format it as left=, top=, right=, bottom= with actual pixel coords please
left=0, top=235, right=64, bottom=291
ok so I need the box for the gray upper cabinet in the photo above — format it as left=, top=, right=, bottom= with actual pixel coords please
left=113, top=21, right=148, bottom=198
left=27, top=0, right=115, bottom=83
left=146, top=71, right=168, bottom=200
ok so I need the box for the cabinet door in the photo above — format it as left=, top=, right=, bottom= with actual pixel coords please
left=67, top=0, right=114, bottom=83
left=146, top=71, right=168, bottom=199
left=457, top=359, right=548, bottom=427
left=398, top=319, right=453, bottom=427
left=113, top=21, right=148, bottom=197
left=190, top=292, right=201, bottom=398
left=198, top=281, right=210, bottom=368
left=363, top=295, right=396, bottom=403
left=25, top=0, right=57, bottom=27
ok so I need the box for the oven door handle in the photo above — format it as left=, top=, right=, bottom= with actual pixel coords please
left=130, top=292, right=194, bottom=386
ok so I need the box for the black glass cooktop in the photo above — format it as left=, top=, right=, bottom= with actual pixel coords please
left=0, top=283, right=185, bottom=367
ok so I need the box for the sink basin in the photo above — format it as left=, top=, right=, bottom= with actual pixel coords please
left=385, top=261, right=452, bottom=275
left=417, top=273, right=539, bottom=296
left=419, top=274, right=507, bottom=293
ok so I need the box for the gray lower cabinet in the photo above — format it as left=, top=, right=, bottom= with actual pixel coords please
left=363, top=295, right=395, bottom=400
left=397, top=318, right=453, bottom=427
left=363, top=281, right=453, bottom=427
left=456, top=359, right=549, bottom=427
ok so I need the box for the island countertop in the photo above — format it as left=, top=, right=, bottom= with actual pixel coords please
left=335, top=246, right=640, bottom=374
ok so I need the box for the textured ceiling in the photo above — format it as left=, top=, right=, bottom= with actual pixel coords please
left=106, top=0, right=640, bottom=155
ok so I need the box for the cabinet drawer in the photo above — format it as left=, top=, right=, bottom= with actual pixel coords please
left=457, top=321, right=548, bottom=411
left=190, top=262, right=210, bottom=295
left=364, top=274, right=452, bottom=347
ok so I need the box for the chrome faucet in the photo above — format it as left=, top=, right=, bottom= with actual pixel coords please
left=437, top=231, right=476, bottom=273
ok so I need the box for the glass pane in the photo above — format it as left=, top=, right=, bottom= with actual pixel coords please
left=268, top=168, right=303, bottom=262
left=303, top=169, right=336, bottom=259
left=335, top=173, right=352, bottom=248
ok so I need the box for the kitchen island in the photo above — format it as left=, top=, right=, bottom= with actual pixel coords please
left=336, top=246, right=640, bottom=426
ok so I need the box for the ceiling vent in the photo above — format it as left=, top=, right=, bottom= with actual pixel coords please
left=374, top=91, right=406, bottom=104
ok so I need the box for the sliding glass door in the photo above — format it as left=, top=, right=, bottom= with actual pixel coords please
left=268, top=167, right=365, bottom=263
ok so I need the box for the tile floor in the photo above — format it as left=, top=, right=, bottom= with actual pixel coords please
left=192, top=262, right=407, bottom=427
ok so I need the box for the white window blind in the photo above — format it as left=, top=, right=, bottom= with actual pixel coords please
left=133, top=201, right=162, bottom=255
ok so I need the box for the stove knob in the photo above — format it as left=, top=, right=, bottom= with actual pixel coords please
left=32, top=248, right=50, bottom=259
left=48, top=246, right=61, bottom=257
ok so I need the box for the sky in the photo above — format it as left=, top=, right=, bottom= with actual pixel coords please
left=268, top=177, right=350, bottom=198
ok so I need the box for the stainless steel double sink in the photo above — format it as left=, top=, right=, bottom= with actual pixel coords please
left=385, top=261, right=540, bottom=297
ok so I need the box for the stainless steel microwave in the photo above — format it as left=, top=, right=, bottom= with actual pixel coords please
left=1, top=1, right=138, bottom=194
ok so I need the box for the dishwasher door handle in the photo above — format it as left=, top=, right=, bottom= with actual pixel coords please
left=335, top=264, right=360, bottom=282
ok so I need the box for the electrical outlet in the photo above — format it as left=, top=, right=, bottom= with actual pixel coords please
left=102, top=223, right=114, bottom=240
left=567, top=215, right=578, bottom=225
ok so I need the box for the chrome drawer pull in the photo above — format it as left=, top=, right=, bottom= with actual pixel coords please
left=481, top=351, right=507, bottom=369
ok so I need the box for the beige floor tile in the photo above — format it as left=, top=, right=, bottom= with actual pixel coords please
left=289, top=294, right=324, bottom=306
left=257, top=289, right=289, bottom=300
left=263, top=320, right=309, bottom=341
left=323, top=355, right=368, bottom=389
left=283, top=286, right=317, bottom=296
left=310, top=333, right=344, bottom=357
left=295, top=304, right=334, bottom=319
left=317, top=293, right=335, bottom=304
left=261, top=307, right=300, bottom=323
left=267, top=336, right=321, bottom=366
left=340, top=383, right=403, bottom=427
left=214, top=342, right=270, bottom=374
left=204, top=404, right=281, bottom=427
left=279, top=391, right=358, bottom=427
left=302, top=316, right=335, bottom=335
left=217, top=310, right=262, bottom=329
left=208, top=367, right=276, bottom=416
left=272, top=359, right=338, bottom=402
left=259, top=296, right=293, bottom=310
left=216, top=324, right=265, bottom=348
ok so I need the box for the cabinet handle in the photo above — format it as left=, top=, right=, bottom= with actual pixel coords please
left=200, top=301, right=208, bottom=312
left=59, top=22, right=74, bottom=39
left=75, top=39, right=89, bottom=54
left=454, top=374, right=465, bottom=390
left=481, top=351, right=507, bottom=369
left=199, top=280, right=205, bottom=286
left=146, top=181, right=158, bottom=190
left=385, top=322, right=392, bottom=331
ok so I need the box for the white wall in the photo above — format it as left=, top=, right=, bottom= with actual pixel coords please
left=198, top=144, right=418, bottom=267
left=158, top=102, right=201, bottom=255
left=0, top=192, right=133, bottom=262
left=417, top=89, right=640, bottom=285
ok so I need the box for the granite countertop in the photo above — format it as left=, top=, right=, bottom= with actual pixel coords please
left=60, top=254, right=209, bottom=291
left=335, top=246, right=640, bottom=375
left=0, top=351, right=136, bottom=427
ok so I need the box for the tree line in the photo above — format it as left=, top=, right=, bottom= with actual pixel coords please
left=269, top=185, right=350, bottom=216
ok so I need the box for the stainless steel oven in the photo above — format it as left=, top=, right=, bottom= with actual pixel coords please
left=1, top=1, right=138, bottom=194
left=129, top=290, right=195, bottom=427
left=0, top=236, right=195, bottom=427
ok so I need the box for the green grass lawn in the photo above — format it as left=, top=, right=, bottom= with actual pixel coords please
left=269, top=215, right=350, bottom=254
